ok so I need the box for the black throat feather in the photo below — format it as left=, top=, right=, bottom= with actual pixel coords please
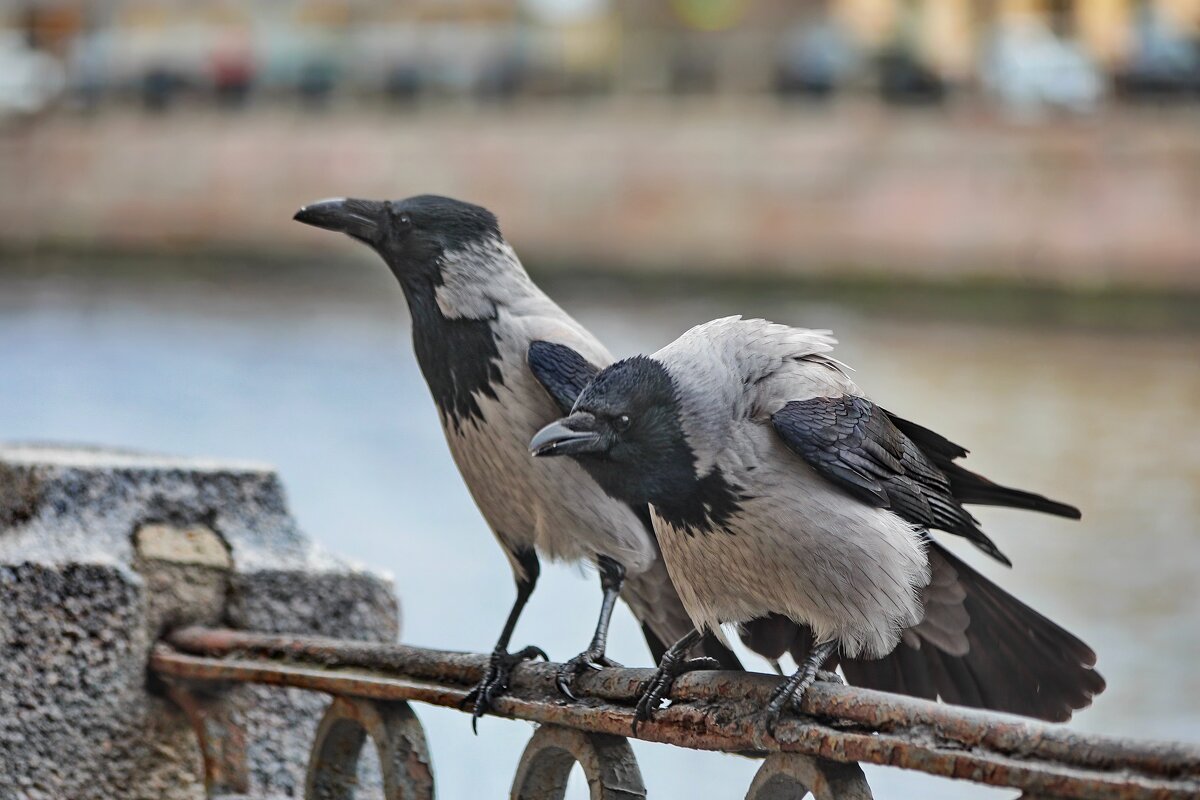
left=403, top=281, right=504, bottom=432
left=651, top=464, right=747, bottom=537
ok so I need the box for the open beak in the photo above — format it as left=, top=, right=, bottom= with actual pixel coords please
left=293, top=197, right=381, bottom=244
left=530, top=413, right=604, bottom=457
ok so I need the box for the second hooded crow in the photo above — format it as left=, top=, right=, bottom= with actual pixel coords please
left=531, top=316, right=1104, bottom=732
left=293, top=195, right=740, bottom=728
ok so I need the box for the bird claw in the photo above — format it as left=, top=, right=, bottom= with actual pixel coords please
left=556, top=649, right=622, bottom=700
left=631, top=656, right=719, bottom=736
left=814, top=669, right=843, bottom=685
left=756, top=667, right=840, bottom=742
left=758, top=680, right=797, bottom=742
left=760, top=706, right=784, bottom=743
left=462, top=645, right=548, bottom=733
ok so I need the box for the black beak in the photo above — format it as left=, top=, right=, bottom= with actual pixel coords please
left=530, top=413, right=605, bottom=457
left=293, top=197, right=381, bottom=244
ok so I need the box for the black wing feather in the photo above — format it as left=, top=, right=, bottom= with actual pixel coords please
left=772, top=396, right=1011, bottom=565
left=527, top=340, right=602, bottom=414
left=887, top=410, right=1080, bottom=519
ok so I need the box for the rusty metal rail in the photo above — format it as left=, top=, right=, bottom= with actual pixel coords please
left=151, top=626, right=1200, bottom=800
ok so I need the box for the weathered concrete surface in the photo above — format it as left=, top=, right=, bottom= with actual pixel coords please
left=2, top=105, right=1198, bottom=289
left=0, top=444, right=400, bottom=800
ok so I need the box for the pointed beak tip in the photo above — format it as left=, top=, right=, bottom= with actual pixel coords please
left=292, top=197, right=379, bottom=242
left=293, top=197, right=348, bottom=220
left=529, top=418, right=602, bottom=458
left=292, top=202, right=330, bottom=227
left=529, top=430, right=564, bottom=458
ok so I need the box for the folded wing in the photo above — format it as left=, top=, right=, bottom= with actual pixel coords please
left=748, top=393, right=1099, bottom=720
left=771, top=395, right=1014, bottom=565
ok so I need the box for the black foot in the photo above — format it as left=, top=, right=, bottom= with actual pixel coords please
left=556, top=649, right=622, bottom=700
left=461, top=645, right=548, bottom=733
left=759, top=669, right=841, bottom=739
left=631, top=656, right=720, bottom=735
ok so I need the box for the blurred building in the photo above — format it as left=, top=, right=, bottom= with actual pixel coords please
left=617, top=0, right=1200, bottom=103
left=1, top=0, right=1198, bottom=114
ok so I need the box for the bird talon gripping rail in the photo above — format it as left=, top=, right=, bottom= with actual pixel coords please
left=152, top=627, right=1199, bottom=800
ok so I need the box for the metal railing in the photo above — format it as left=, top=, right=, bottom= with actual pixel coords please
left=150, top=627, right=1200, bottom=800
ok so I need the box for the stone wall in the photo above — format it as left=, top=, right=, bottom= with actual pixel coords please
left=2, top=105, right=1198, bottom=290
left=0, top=445, right=400, bottom=800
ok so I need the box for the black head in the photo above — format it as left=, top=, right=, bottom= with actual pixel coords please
left=530, top=356, right=695, bottom=508
left=293, top=194, right=500, bottom=286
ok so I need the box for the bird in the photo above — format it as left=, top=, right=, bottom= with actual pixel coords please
left=292, top=195, right=741, bottom=729
left=530, top=315, right=1105, bottom=733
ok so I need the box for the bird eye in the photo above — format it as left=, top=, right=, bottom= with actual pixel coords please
left=385, top=202, right=412, bottom=230
left=613, top=414, right=631, bottom=432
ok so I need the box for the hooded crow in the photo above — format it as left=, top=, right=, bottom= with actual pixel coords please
left=293, top=195, right=740, bottom=728
left=531, top=316, right=1104, bottom=732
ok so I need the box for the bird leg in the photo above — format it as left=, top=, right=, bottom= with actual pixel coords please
left=760, top=638, right=840, bottom=738
left=462, top=552, right=548, bottom=733
left=631, top=628, right=721, bottom=735
left=557, top=555, right=625, bottom=699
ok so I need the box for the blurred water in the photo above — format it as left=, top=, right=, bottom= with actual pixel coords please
left=1, top=261, right=1198, bottom=799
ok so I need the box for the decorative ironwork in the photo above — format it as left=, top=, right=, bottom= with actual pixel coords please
left=511, top=725, right=646, bottom=800
left=746, top=753, right=871, bottom=800
left=152, top=627, right=1200, bottom=799
left=306, top=696, right=434, bottom=800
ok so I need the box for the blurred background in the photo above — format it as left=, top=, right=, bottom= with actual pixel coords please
left=2, top=1, right=1199, bottom=798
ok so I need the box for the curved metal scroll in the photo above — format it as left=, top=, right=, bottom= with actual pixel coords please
left=746, top=752, right=873, bottom=800
left=511, top=724, right=646, bottom=800
left=306, top=695, right=435, bottom=800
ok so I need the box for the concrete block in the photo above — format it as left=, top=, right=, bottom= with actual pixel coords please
left=0, top=445, right=400, bottom=800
